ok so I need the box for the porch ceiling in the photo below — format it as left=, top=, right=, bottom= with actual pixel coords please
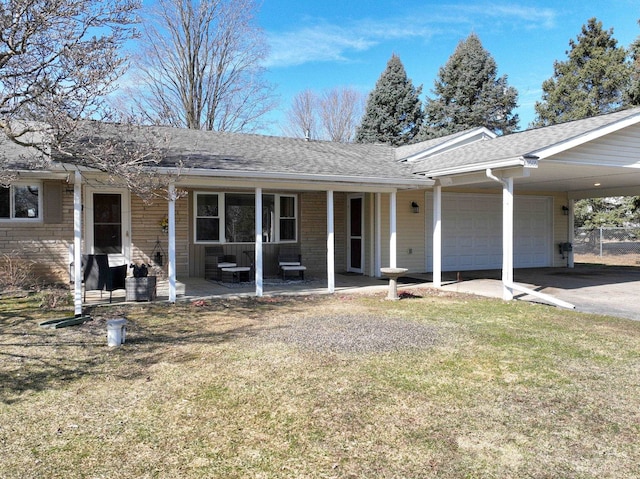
left=433, top=161, right=640, bottom=199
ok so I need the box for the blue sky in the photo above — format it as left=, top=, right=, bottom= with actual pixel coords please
left=256, top=0, right=639, bottom=135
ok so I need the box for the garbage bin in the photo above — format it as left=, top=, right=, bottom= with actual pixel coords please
left=106, top=318, right=127, bottom=347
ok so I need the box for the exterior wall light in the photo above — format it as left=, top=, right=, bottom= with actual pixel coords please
left=561, top=205, right=569, bottom=216
left=411, top=201, right=420, bottom=214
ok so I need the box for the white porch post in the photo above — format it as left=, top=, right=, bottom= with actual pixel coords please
left=255, top=187, right=263, bottom=297
left=502, top=177, right=514, bottom=300
left=389, top=191, right=397, bottom=268
left=327, top=190, right=335, bottom=293
left=73, top=170, right=82, bottom=316
left=568, top=199, right=575, bottom=268
left=432, top=184, right=442, bottom=288
left=168, top=183, right=177, bottom=303
left=375, top=193, right=381, bottom=277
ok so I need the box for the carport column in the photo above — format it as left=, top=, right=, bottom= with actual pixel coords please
left=327, top=190, right=335, bottom=293
left=390, top=191, right=397, bottom=268
left=432, top=184, right=442, bottom=288
left=568, top=199, right=575, bottom=268
left=255, top=187, right=263, bottom=297
left=502, top=177, right=514, bottom=300
left=73, top=170, right=82, bottom=317
left=375, top=193, right=381, bottom=277
left=168, top=183, right=177, bottom=303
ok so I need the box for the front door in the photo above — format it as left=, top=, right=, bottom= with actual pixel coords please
left=348, top=195, right=364, bottom=273
left=85, top=188, right=131, bottom=266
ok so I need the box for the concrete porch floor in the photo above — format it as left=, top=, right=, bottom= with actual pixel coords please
left=82, top=272, right=415, bottom=305
left=81, top=264, right=640, bottom=321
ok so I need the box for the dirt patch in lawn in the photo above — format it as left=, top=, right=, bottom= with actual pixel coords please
left=261, top=313, right=440, bottom=353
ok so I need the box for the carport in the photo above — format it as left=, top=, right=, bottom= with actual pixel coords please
left=409, top=107, right=640, bottom=309
left=439, top=265, right=640, bottom=321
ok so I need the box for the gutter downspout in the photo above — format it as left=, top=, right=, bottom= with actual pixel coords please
left=485, top=169, right=575, bottom=310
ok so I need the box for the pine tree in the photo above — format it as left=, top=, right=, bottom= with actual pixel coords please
left=355, top=54, right=423, bottom=146
left=420, top=33, right=519, bottom=140
left=627, top=20, right=640, bottom=106
left=533, top=18, right=631, bottom=127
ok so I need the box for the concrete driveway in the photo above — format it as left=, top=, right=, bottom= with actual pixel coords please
left=440, top=265, right=640, bottom=321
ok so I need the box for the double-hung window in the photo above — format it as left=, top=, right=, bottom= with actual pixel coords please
left=195, top=193, right=221, bottom=242
left=194, top=192, right=297, bottom=243
left=0, top=183, right=41, bottom=221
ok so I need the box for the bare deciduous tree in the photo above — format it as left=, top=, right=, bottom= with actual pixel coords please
left=130, top=0, right=276, bottom=132
left=283, top=87, right=364, bottom=142
left=0, top=0, right=174, bottom=199
left=319, top=87, right=364, bottom=143
left=282, top=89, right=317, bottom=140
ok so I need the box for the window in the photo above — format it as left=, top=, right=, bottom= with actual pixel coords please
left=225, top=193, right=255, bottom=242
left=279, top=195, right=297, bottom=242
left=195, top=193, right=220, bottom=242
left=0, top=183, right=41, bottom=221
left=194, top=192, right=297, bottom=243
left=93, top=193, right=122, bottom=254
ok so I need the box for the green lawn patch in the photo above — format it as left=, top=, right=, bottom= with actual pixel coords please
left=1, top=290, right=639, bottom=478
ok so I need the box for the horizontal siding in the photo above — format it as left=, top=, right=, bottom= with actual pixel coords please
left=554, top=124, right=640, bottom=167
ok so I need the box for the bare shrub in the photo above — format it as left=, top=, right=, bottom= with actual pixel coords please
left=0, top=252, right=37, bottom=291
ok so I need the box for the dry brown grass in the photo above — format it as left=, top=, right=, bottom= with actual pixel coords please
left=2, top=291, right=640, bottom=478
left=575, top=253, right=640, bottom=266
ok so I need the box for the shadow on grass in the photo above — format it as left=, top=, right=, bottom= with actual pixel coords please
left=0, top=295, right=316, bottom=404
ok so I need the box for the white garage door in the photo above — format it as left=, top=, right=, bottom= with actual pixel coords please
left=426, top=193, right=552, bottom=271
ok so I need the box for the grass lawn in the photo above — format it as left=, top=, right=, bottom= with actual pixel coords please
left=1, top=288, right=639, bottom=478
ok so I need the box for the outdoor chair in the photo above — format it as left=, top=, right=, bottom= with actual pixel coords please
left=277, top=246, right=307, bottom=280
left=204, top=246, right=237, bottom=280
left=82, top=254, right=127, bottom=303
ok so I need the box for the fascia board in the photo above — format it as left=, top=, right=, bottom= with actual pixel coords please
left=162, top=167, right=435, bottom=189
left=402, top=127, right=497, bottom=163
left=530, top=114, right=640, bottom=160
left=420, top=157, right=534, bottom=178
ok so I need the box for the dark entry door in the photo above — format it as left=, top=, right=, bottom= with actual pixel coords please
left=348, top=195, right=363, bottom=272
left=93, top=193, right=123, bottom=254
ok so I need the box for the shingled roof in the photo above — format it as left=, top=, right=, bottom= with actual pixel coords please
left=57, top=122, right=429, bottom=185
left=155, top=126, right=416, bottom=180
left=411, top=107, right=640, bottom=176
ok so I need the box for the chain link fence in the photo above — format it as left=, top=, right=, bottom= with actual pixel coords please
left=573, top=227, right=640, bottom=264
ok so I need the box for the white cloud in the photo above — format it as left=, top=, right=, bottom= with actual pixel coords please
left=264, top=24, right=376, bottom=68
left=264, top=3, right=558, bottom=68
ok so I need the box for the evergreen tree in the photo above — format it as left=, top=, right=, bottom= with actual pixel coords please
left=420, top=33, right=519, bottom=140
left=355, top=54, right=423, bottom=146
left=533, top=18, right=631, bottom=127
left=627, top=20, right=640, bottom=106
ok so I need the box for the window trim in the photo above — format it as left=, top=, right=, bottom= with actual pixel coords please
left=194, top=191, right=298, bottom=244
left=277, top=194, right=298, bottom=243
left=194, top=192, right=223, bottom=243
left=0, top=181, right=43, bottom=222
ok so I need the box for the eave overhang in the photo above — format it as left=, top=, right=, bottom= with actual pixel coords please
left=417, top=156, right=538, bottom=179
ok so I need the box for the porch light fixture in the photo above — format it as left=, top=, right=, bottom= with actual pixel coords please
left=561, top=205, right=569, bottom=216
left=411, top=201, right=420, bottom=214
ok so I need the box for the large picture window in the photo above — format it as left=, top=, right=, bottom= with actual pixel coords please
left=0, top=183, right=41, bottom=221
left=195, top=192, right=297, bottom=243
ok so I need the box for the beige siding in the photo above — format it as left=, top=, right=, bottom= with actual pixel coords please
left=299, top=191, right=346, bottom=277
left=0, top=180, right=73, bottom=283
left=396, top=190, right=427, bottom=273
left=552, top=194, right=572, bottom=267
left=130, top=195, right=189, bottom=279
